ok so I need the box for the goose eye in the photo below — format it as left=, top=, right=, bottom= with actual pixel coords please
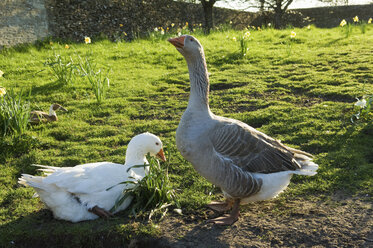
left=155, top=142, right=159, bottom=146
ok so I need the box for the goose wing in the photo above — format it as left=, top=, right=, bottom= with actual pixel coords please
left=209, top=118, right=301, bottom=174
left=41, top=162, right=128, bottom=194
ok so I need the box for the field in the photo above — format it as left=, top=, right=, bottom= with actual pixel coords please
left=0, top=24, right=372, bottom=247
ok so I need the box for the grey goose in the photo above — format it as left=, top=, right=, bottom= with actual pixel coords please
left=168, top=35, right=318, bottom=225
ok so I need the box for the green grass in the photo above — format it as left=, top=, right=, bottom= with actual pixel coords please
left=0, top=25, right=372, bottom=246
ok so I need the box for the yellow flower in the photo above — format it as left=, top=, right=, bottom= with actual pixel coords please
left=368, top=18, right=372, bottom=24
left=119, top=24, right=123, bottom=27
left=290, top=31, right=296, bottom=38
left=0, top=87, right=6, bottom=97
left=353, top=16, right=359, bottom=22
left=84, top=36, right=91, bottom=44
left=199, top=23, right=202, bottom=27
left=307, top=25, right=311, bottom=30
left=154, top=27, right=158, bottom=32
left=123, top=32, right=127, bottom=36
left=232, top=37, right=237, bottom=41
left=161, top=30, right=165, bottom=35
left=49, top=41, right=53, bottom=45
left=229, top=21, right=232, bottom=24
left=171, top=23, right=175, bottom=27
left=257, top=27, right=261, bottom=31
left=340, top=19, right=347, bottom=27
left=185, top=22, right=189, bottom=26
left=0, top=70, right=3, bottom=77
left=64, top=44, right=69, bottom=49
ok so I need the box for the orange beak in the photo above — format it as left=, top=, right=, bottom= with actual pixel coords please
left=168, top=36, right=185, bottom=49
left=156, top=148, right=166, bottom=162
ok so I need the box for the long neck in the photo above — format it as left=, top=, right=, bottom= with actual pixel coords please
left=124, top=146, right=149, bottom=177
left=185, top=52, right=210, bottom=112
left=49, top=105, right=57, bottom=117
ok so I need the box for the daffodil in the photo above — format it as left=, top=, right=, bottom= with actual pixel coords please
left=84, top=36, right=91, bottom=44
left=49, top=41, right=53, bottom=45
left=307, top=25, right=311, bottom=30
left=171, top=23, right=175, bottom=27
left=154, top=27, right=158, bottom=32
left=340, top=19, right=347, bottom=27
left=161, top=30, right=165, bottom=35
left=0, top=70, right=3, bottom=77
left=119, top=24, right=123, bottom=27
left=257, top=27, right=261, bottom=31
left=243, top=31, right=250, bottom=40
left=368, top=18, right=372, bottom=24
left=232, top=37, right=237, bottom=41
left=268, top=23, right=271, bottom=27
left=229, top=21, right=232, bottom=24
left=123, top=32, right=127, bottom=36
left=290, top=31, right=296, bottom=38
left=353, top=16, right=359, bottom=22
left=0, top=87, right=6, bottom=97
left=65, top=44, right=69, bottom=49
left=185, top=22, right=189, bottom=26
left=355, top=98, right=367, bottom=108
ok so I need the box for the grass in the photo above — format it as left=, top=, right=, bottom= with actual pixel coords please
left=0, top=24, right=372, bottom=247
left=0, top=88, right=30, bottom=137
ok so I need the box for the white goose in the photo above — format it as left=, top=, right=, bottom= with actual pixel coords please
left=168, top=35, right=318, bottom=225
left=18, top=132, right=166, bottom=223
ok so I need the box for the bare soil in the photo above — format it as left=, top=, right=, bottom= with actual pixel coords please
left=143, top=194, right=373, bottom=248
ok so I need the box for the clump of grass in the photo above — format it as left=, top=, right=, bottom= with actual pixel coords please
left=78, top=54, right=110, bottom=104
left=0, top=88, right=30, bottom=137
left=110, top=152, right=180, bottom=221
left=239, top=31, right=250, bottom=57
left=44, top=54, right=76, bottom=85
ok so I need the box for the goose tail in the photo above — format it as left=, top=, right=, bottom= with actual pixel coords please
left=293, top=153, right=319, bottom=176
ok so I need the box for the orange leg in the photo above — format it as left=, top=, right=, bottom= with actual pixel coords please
left=207, top=199, right=240, bottom=225
left=207, top=198, right=234, bottom=212
left=89, top=206, right=114, bottom=218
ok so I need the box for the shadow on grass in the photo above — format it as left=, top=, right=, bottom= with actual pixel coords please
left=292, top=123, right=373, bottom=195
left=0, top=209, right=172, bottom=248
left=30, top=80, right=65, bottom=96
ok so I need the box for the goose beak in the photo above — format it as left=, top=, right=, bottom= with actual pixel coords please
left=168, top=36, right=185, bottom=49
left=60, top=106, right=68, bottom=112
left=156, top=148, right=166, bottom=162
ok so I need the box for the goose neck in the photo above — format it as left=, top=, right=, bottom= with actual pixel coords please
left=186, top=55, right=210, bottom=111
left=49, top=105, right=57, bottom=117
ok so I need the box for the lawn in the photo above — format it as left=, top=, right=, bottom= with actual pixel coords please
left=0, top=24, right=372, bottom=247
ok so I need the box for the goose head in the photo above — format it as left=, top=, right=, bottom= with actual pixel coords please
left=49, top=103, right=67, bottom=116
left=168, top=35, right=204, bottom=62
left=125, top=132, right=166, bottom=166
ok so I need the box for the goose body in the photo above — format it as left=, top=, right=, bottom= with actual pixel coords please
left=19, top=132, right=166, bottom=222
left=169, top=35, right=318, bottom=225
left=30, top=103, right=67, bottom=124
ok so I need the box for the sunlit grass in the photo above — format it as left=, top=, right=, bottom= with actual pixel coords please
left=0, top=24, right=372, bottom=246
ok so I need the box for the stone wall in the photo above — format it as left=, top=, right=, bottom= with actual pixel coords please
left=44, top=0, right=255, bottom=42
left=0, top=0, right=50, bottom=47
left=0, top=0, right=372, bottom=47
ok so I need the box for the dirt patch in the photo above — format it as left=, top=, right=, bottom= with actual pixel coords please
left=154, top=196, right=372, bottom=248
